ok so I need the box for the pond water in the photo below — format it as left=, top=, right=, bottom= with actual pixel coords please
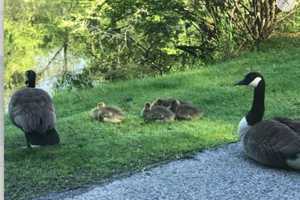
left=36, top=50, right=86, bottom=94
left=4, top=50, right=87, bottom=112
left=37, top=58, right=86, bottom=95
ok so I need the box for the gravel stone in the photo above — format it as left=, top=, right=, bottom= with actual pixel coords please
left=37, top=143, right=300, bottom=200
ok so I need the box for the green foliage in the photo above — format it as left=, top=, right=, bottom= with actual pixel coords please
left=225, top=0, right=300, bottom=49
left=71, top=0, right=240, bottom=82
left=5, top=34, right=300, bottom=200
left=277, top=6, right=300, bottom=33
left=4, top=0, right=300, bottom=89
left=4, top=0, right=89, bottom=88
left=55, top=71, right=94, bottom=90
left=4, top=0, right=44, bottom=88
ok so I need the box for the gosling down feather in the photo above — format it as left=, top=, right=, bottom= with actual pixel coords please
left=89, top=102, right=125, bottom=123
left=141, top=103, right=175, bottom=122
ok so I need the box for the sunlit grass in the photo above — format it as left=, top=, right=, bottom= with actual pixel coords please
left=5, top=34, right=300, bottom=200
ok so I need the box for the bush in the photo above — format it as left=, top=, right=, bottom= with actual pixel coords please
left=55, top=71, right=93, bottom=90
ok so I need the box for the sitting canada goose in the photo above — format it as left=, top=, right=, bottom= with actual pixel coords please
left=89, top=102, right=125, bottom=123
left=8, top=70, right=60, bottom=148
left=141, top=103, right=175, bottom=122
left=235, top=72, right=300, bottom=170
left=151, top=98, right=191, bottom=112
left=171, top=100, right=201, bottom=120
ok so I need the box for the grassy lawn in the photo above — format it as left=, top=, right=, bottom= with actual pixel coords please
left=5, top=33, right=300, bottom=200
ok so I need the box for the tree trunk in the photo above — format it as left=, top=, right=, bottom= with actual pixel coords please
left=63, top=42, right=68, bottom=73
left=255, top=39, right=261, bottom=51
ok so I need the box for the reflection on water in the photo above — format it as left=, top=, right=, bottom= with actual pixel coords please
left=36, top=76, right=58, bottom=97
left=36, top=50, right=86, bottom=94
left=4, top=51, right=87, bottom=112
left=37, top=58, right=86, bottom=95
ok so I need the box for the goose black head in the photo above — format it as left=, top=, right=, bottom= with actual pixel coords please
left=25, top=70, right=36, bottom=88
left=235, top=72, right=264, bottom=88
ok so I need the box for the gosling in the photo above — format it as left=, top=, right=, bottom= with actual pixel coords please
left=90, top=102, right=125, bottom=123
left=141, top=103, right=175, bottom=122
left=171, top=100, right=202, bottom=120
left=151, top=98, right=191, bottom=112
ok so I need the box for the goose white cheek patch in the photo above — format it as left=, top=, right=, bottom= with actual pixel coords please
left=249, top=77, right=262, bottom=87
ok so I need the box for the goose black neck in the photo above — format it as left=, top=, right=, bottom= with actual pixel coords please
left=246, top=80, right=265, bottom=125
left=27, top=80, right=36, bottom=88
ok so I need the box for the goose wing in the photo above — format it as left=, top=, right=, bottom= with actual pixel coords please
left=107, top=107, right=123, bottom=115
left=100, top=107, right=123, bottom=118
left=147, top=112, right=164, bottom=120
left=273, top=117, right=300, bottom=134
left=176, top=105, right=200, bottom=118
left=151, top=107, right=173, bottom=120
left=244, top=119, right=300, bottom=168
left=8, top=88, right=56, bottom=134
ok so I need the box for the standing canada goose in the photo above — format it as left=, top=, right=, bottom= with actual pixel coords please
left=171, top=100, right=202, bottom=120
left=141, top=103, right=175, bottom=122
left=151, top=98, right=191, bottom=112
left=89, top=102, right=125, bottom=123
left=235, top=72, right=300, bottom=170
left=8, top=70, right=60, bottom=148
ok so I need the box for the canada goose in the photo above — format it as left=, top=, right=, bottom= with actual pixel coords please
left=141, top=103, right=175, bottom=122
left=235, top=72, right=300, bottom=170
left=89, top=102, right=125, bottom=123
left=8, top=70, right=60, bottom=148
left=171, top=100, right=201, bottom=120
left=151, top=98, right=191, bottom=112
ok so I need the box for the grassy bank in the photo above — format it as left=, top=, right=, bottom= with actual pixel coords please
left=5, top=33, right=300, bottom=200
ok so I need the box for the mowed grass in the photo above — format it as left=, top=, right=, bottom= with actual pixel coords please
left=5, top=33, right=300, bottom=200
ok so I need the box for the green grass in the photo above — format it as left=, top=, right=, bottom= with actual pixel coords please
left=5, top=33, right=300, bottom=200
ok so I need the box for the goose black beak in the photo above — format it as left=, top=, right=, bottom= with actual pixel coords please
left=234, top=79, right=247, bottom=86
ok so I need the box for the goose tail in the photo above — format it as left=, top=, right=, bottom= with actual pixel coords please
left=28, top=128, right=60, bottom=146
left=45, top=128, right=60, bottom=145
left=287, top=154, right=300, bottom=170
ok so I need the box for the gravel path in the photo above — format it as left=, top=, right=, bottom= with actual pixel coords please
left=38, top=142, right=300, bottom=200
